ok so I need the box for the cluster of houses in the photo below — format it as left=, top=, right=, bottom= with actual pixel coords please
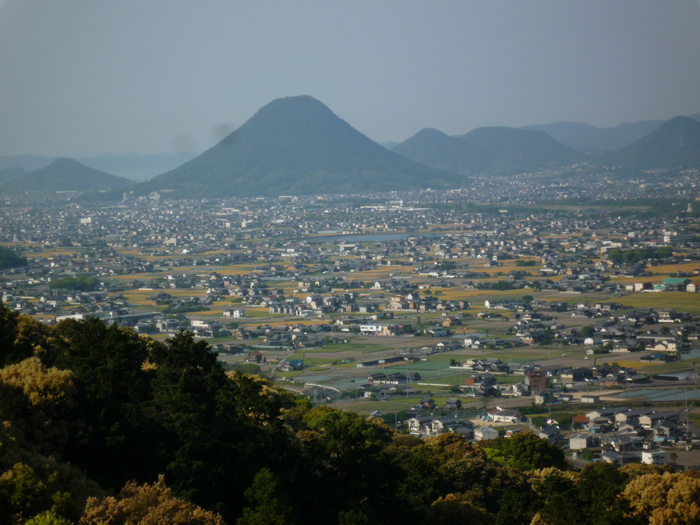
left=566, top=406, right=695, bottom=466
left=624, top=278, right=700, bottom=293
left=400, top=400, right=696, bottom=468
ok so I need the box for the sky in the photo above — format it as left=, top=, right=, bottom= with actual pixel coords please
left=1, top=0, right=700, bottom=157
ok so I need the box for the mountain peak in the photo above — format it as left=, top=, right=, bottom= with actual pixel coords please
left=46, top=157, right=88, bottom=169
left=248, top=95, right=337, bottom=123
left=603, top=115, right=700, bottom=170
left=139, top=97, right=466, bottom=198
left=0, top=158, right=134, bottom=193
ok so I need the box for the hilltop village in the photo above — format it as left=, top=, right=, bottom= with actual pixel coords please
left=1, top=182, right=700, bottom=472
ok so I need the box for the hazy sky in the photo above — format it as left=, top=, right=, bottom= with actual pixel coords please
left=1, top=0, right=700, bottom=157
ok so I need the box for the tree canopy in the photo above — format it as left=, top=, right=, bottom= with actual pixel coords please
left=0, top=246, right=27, bottom=269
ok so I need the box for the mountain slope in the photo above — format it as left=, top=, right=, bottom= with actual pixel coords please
left=0, top=168, right=29, bottom=187
left=602, top=116, right=700, bottom=170
left=139, top=96, right=466, bottom=197
left=391, top=128, right=495, bottom=174
left=0, top=158, right=134, bottom=193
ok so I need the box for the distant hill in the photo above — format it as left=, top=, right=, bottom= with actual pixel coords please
left=0, top=155, right=54, bottom=172
left=138, top=96, right=466, bottom=198
left=524, top=113, right=700, bottom=152
left=0, top=168, right=29, bottom=187
left=381, top=141, right=399, bottom=149
left=523, top=120, right=664, bottom=152
left=0, top=158, right=134, bottom=193
left=460, top=126, right=583, bottom=167
left=393, top=125, right=581, bottom=174
left=601, top=116, right=700, bottom=170
left=0, top=153, right=198, bottom=182
left=391, top=128, right=494, bottom=174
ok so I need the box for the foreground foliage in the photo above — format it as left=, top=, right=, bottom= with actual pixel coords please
left=0, top=302, right=693, bottom=524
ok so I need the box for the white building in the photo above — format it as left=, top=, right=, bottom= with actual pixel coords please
left=474, top=427, right=499, bottom=441
left=642, top=451, right=668, bottom=466
left=569, top=434, right=593, bottom=450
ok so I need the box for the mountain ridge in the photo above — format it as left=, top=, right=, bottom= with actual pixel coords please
left=392, top=125, right=582, bottom=175
left=392, top=128, right=495, bottom=174
left=523, top=113, right=700, bottom=152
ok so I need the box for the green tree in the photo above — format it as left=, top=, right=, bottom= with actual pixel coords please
left=580, top=326, right=594, bottom=338
left=496, top=489, right=539, bottom=525
left=338, top=510, right=369, bottom=525
left=0, top=246, right=27, bottom=269
left=48, top=276, right=98, bottom=291
left=573, top=462, right=629, bottom=525
left=0, top=307, right=52, bottom=367
left=25, top=511, right=73, bottom=525
left=300, top=407, right=400, bottom=523
left=238, top=469, right=294, bottom=525
left=0, top=464, right=72, bottom=524
left=49, top=318, right=156, bottom=489
left=483, top=433, right=566, bottom=471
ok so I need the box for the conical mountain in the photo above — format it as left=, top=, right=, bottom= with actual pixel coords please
left=140, top=96, right=466, bottom=197
left=0, top=158, right=134, bottom=193
left=603, top=116, right=700, bottom=170
left=391, top=128, right=495, bottom=174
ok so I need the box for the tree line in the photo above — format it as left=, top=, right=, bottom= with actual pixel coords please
left=0, top=246, right=27, bottom=270
left=0, top=302, right=698, bottom=524
left=607, top=247, right=673, bottom=265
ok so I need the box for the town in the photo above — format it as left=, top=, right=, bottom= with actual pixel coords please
left=1, top=176, right=700, bottom=473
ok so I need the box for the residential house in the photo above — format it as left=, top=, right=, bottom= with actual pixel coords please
left=538, top=426, right=561, bottom=442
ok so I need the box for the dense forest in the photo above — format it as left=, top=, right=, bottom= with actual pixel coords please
left=0, top=302, right=698, bottom=524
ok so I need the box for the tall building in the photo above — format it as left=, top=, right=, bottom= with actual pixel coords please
left=525, top=369, right=547, bottom=393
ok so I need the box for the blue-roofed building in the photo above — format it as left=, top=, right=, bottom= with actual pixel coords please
left=280, top=359, right=304, bottom=372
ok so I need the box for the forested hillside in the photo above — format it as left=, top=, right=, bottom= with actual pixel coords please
left=0, top=303, right=697, bottom=525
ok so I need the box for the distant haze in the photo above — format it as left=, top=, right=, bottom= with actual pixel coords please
left=1, top=1, right=700, bottom=157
